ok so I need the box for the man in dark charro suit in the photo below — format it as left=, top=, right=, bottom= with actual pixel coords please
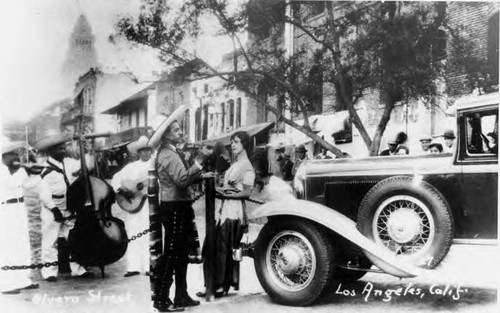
left=148, top=108, right=207, bottom=312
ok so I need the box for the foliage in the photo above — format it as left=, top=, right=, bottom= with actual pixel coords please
left=114, top=0, right=490, bottom=156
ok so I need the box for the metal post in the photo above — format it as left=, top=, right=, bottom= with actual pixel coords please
left=148, top=166, right=162, bottom=304
left=204, top=176, right=216, bottom=302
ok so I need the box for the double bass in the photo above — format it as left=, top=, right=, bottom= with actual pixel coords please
left=66, top=131, right=128, bottom=278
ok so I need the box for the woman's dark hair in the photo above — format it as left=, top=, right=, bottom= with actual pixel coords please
left=231, top=131, right=253, bottom=158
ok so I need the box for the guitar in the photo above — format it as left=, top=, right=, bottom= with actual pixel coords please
left=116, top=178, right=148, bottom=214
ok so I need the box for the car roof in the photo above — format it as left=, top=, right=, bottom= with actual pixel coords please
left=455, top=92, right=499, bottom=111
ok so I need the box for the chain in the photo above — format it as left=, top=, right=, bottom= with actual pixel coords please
left=1, top=261, right=59, bottom=271
left=246, top=198, right=265, bottom=205
left=2, top=193, right=260, bottom=271
left=1, top=228, right=153, bottom=271
left=127, top=229, right=150, bottom=242
left=128, top=190, right=205, bottom=243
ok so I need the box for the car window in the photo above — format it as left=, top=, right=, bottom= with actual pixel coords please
left=465, top=109, right=498, bottom=157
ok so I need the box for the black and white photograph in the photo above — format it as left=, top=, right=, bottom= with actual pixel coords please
left=0, top=1, right=498, bottom=312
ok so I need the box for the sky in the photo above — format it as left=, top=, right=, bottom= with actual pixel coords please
left=0, top=0, right=242, bottom=125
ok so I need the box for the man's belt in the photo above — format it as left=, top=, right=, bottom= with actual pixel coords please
left=1, top=197, right=24, bottom=204
left=52, top=194, right=65, bottom=199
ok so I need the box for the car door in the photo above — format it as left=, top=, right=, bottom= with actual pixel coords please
left=456, top=104, right=498, bottom=240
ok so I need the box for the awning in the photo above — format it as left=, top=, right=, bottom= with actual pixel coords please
left=198, top=122, right=274, bottom=146
left=102, top=83, right=155, bottom=115
left=111, top=141, right=132, bottom=149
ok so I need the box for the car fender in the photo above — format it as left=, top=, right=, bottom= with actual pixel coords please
left=249, top=198, right=422, bottom=278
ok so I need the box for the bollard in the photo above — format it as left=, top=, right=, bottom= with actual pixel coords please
left=148, top=168, right=162, bottom=304
left=204, top=176, right=216, bottom=302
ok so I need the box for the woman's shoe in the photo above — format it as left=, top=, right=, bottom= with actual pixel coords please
left=195, top=290, right=225, bottom=298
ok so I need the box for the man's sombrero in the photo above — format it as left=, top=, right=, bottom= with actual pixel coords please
left=1, top=140, right=25, bottom=154
left=33, top=134, right=73, bottom=152
left=148, top=105, right=189, bottom=149
left=127, top=135, right=151, bottom=154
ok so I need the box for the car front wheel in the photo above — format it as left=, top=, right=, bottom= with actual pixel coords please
left=254, top=217, right=335, bottom=306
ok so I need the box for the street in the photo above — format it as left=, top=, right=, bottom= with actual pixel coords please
left=0, top=197, right=498, bottom=313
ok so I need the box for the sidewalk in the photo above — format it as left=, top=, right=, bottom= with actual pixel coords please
left=0, top=196, right=266, bottom=313
left=1, top=195, right=498, bottom=313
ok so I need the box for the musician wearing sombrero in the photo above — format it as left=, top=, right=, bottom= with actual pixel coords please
left=0, top=140, right=41, bottom=294
left=33, top=134, right=90, bottom=281
left=148, top=106, right=208, bottom=312
left=111, top=135, right=152, bottom=278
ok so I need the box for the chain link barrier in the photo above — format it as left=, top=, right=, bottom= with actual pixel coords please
left=1, top=225, right=153, bottom=271
left=1, top=261, right=59, bottom=271
left=1, top=190, right=263, bottom=271
left=245, top=198, right=265, bottom=205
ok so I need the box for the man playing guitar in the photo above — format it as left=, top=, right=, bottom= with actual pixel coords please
left=111, top=136, right=152, bottom=277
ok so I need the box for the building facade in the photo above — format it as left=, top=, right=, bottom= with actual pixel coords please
left=102, top=84, right=154, bottom=145
left=247, top=0, right=499, bottom=158
left=61, top=68, right=140, bottom=139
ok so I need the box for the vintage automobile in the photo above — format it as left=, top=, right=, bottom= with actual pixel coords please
left=249, top=92, right=498, bottom=306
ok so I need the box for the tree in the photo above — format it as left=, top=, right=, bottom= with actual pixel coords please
left=114, top=0, right=490, bottom=156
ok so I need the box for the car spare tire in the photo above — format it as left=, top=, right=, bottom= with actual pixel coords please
left=356, top=176, right=453, bottom=269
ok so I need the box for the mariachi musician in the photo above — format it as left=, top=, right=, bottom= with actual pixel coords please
left=147, top=106, right=208, bottom=312
left=111, top=136, right=152, bottom=277
left=0, top=141, right=41, bottom=294
left=33, top=134, right=91, bottom=281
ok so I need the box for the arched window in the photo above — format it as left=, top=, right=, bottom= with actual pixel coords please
left=236, top=98, right=242, bottom=128
left=182, top=109, right=190, bottom=139
left=221, top=102, right=225, bottom=132
left=195, top=108, right=202, bottom=141
left=229, top=100, right=235, bottom=128
left=203, top=105, right=209, bottom=140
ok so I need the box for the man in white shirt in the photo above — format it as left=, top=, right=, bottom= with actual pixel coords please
left=0, top=142, right=44, bottom=294
left=111, top=136, right=152, bottom=277
left=33, top=134, right=89, bottom=281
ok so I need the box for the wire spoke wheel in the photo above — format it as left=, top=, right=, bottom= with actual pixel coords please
left=373, top=195, right=435, bottom=258
left=254, top=218, right=334, bottom=306
left=267, top=230, right=316, bottom=291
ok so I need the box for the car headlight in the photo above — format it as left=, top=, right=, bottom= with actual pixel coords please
left=293, top=165, right=306, bottom=199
